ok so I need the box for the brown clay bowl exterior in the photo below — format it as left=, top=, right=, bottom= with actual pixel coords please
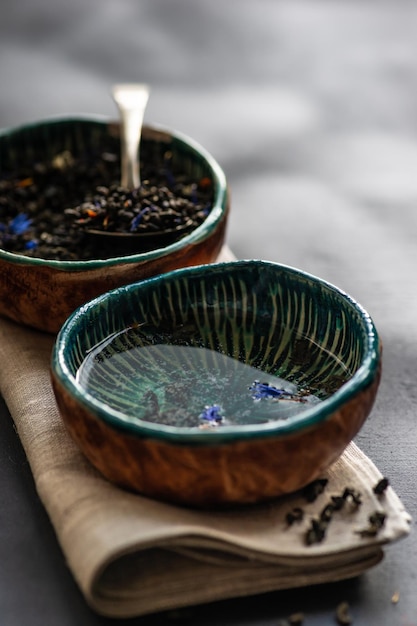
left=51, top=261, right=382, bottom=508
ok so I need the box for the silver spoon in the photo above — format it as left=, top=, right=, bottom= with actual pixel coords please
left=86, top=84, right=190, bottom=253
left=112, top=83, right=149, bottom=189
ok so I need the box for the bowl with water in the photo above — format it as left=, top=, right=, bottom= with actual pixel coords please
left=51, top=260, right=382, bottom=507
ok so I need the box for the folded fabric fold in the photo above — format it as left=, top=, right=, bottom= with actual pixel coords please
left=0, top=249, right=411, bottom=618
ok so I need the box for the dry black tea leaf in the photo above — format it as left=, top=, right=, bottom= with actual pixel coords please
left=336, top=601, right=353, bottom=625
left=302, top=478, right=328, bottom=502
left=373, top=477, right=389, bottom=496
left=286, top=507, right=304, bottom=526
left=356, top=510, right=386, bottom=537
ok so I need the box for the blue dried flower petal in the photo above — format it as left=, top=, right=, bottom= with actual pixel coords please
left=199, top=404, right=224, bottom=424
left=9, top=213, right=32, bottom=235
left=130, top=213, right=143, bottom=232
left=249, top=381, right=293, bottom=401
left=130, top=206, right=158, bottom=232
left=24, top=239, right=38, bottom=250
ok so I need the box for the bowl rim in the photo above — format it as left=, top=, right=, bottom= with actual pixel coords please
left=52, top=260, right=381, bottom=445
left=0, top=114, right=228, bottom=269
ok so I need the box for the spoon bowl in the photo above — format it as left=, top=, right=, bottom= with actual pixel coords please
left=81, top=84, right=209, bottom=253
left=85, top=223, right=193, bottom=256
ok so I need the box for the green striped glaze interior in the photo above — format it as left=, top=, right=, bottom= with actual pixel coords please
left=53, top=260, right=381, bottom=442
left=0, top=116, right=227, bottom=267
left=0, top=116, right=211, bottom=179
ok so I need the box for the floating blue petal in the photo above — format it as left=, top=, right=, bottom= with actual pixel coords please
left=199, top=404, right=224, bottom=424
left=249, top=381, right=293, bottom=401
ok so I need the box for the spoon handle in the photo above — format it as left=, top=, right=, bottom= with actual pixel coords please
left=112, top=83, right=150, bottom=189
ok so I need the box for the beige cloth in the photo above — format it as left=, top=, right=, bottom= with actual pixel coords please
left=0, top=251, right=411, bottom=618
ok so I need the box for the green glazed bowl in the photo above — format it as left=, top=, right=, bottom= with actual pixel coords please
left=51, top=260, right=381, bottom=507
left=0, top=116, right=229, bottom=333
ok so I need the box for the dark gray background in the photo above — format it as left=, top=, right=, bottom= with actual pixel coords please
left=1, top=1, right=417, bottom=624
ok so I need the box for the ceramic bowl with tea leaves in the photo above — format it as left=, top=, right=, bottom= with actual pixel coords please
left=0, top=116, right=229, bottom=333
left=51, top=260, right=382, bottom=508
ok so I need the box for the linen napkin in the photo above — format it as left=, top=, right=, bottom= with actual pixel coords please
left=0, top=251, right=410, bottom=618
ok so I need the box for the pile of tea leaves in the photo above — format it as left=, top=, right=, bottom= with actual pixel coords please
left=0, top=145, right=213, bottom=261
